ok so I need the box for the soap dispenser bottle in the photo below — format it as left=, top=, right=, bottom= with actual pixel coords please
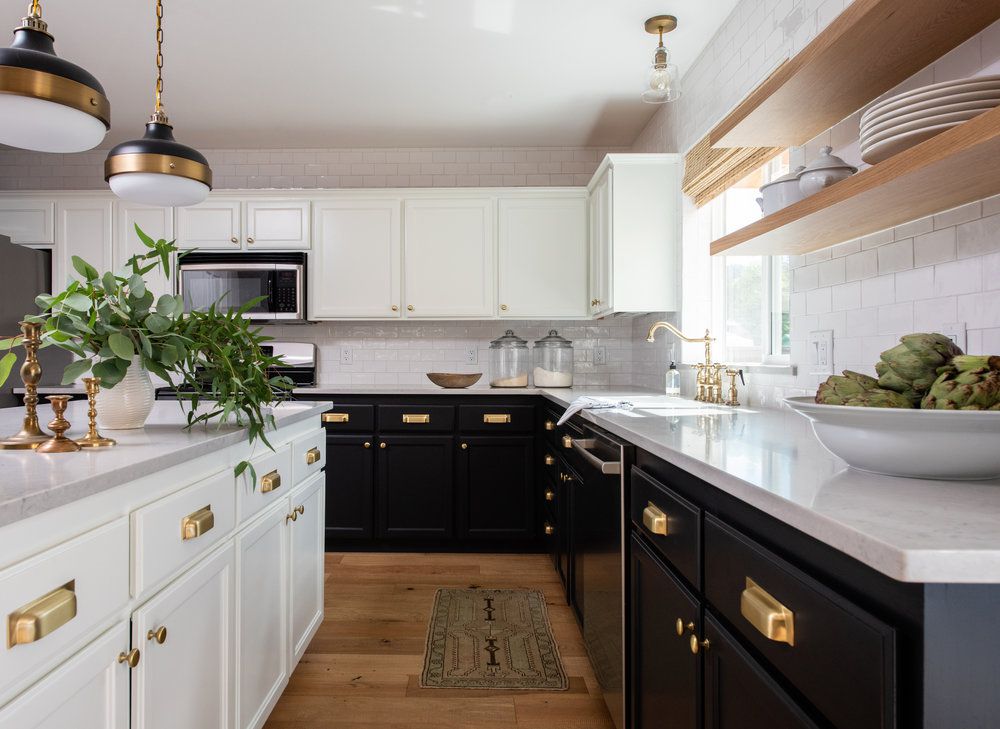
left=665, top=361, right=680, bottom=396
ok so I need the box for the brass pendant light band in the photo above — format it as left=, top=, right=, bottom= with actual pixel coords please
left=0, top=64, right=110, bottom=127
left=104, top=152, right=212, bottom=188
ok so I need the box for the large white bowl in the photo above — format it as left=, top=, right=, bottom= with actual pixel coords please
left=785, top=397, right=1000, bottom=480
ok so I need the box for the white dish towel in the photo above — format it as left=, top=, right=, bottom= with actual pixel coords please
left=557, top=396, right=634, bottom=426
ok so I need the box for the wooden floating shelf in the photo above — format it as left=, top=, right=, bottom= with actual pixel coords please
left=709, top=0, right=1000, bottom=149
left=710, top=105, right=1000, bottom=256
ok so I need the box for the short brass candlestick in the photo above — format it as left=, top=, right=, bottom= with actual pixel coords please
left=78, top=377, right=115, bottom=448
left=36, top=396, right=81, bottom=454
left=0, top=321, right=49, bottom=449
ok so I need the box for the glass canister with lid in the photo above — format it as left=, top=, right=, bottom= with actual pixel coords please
left=489, top=330, right=530, bottom=387
left=533, top=330, right=574, bottom=387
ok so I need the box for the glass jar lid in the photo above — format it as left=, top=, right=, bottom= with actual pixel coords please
left=534, top=329, right=573, bottom=348
left=489, top=329, right=528, bottom=349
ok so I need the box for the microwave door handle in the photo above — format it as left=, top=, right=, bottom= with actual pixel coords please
left=266, top=271, right=276, bottom=313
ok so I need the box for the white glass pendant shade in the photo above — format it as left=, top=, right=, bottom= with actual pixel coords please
left=108, top=172, right=209, bottom=207
left=641, top=61, right=681, bottom=104
left=0, top=94, right=107, bottom=152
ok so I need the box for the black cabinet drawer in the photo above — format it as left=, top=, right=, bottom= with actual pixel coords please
left=377, top=405, right=455, bottom=432
left=322, top=404, right=374, bottom=432
left=704, top=516, right=895, bottom=729
left=631, top=467, right=701, bottom=589
left=458, top=404, right=535, bottom=433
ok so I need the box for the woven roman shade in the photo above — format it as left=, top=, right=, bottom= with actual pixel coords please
left=682, top=136, right=783, bottom=207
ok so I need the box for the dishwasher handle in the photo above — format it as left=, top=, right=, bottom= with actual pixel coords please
left=570, top=437, right=621, bottom=475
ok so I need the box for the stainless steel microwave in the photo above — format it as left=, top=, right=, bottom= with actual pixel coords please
left=177, top=251, right=307, bottom=322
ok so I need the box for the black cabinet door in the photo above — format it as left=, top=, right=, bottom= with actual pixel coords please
left=630, top=535, right=700, bottom=729
left=377, top=435, right=454, bottom=539
left=325, top=435, right=375, bottom=540
left=457, top=436, right=535, bottom=540
left=703, top=614, right=821, bottom=729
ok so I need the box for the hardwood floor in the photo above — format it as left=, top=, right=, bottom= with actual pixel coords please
left=264, top=552, right=615, bottom=729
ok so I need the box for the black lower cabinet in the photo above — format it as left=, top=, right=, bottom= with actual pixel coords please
left=457, top=436, right=535, bottom=539
left=703, top=614, right=821, bottom=729
left=377, top=435, right=454, bottom=539
left=629, top=535, right=700, bottom=729
left=325, top=435, right=375, bottom=539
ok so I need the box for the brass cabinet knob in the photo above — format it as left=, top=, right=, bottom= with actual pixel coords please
left=295, top=505, right=305, bottom=516
left=391, top=305, right=398, bottom=311
left=543, top=523, right=555, bottom=536
left=247, top=236, right=255, bottom=244
left=543, top=454, right=555, bottom=466
left=118, top=648, right=141, bottom=668
left=690, top=635, right=710, bottom=654
left=146, top=626, right=167, bottom=644
left=379, top=442, right=387, bottom=449
left=591, top=298, right=600, bottom=307
left=363, top=442, right=372, bottom=449
left=675, top=619, right=695, bottom=637
left=286, top=511, right=298, bottom=524
left=500, top=304, right=508, bottom=311
left=230, top=236, right=239, bottom=244
left=544, top=489, right=555, bottom=502
left=544, top=420, right=555, bottom=431
left=407, top=305, right=414, bottom=311
left=460, top=443, right=468, bottom=450
left=560, top=472, right=573, bottom=483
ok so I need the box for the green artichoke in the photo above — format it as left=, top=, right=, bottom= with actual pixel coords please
left=921, top=356, right=1000, bottom=410
left=816, top=370, right=914, bottom=408
left=875, top=333, right=964, bottom=405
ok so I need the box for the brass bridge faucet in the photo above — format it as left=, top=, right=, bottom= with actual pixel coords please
left=645, top=322, right=742, bottom=406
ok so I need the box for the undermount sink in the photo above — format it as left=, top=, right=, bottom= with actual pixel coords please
left=589, top=395, right=732, bottom=415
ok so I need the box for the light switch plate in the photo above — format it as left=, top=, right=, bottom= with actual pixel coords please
left=939, top=322, right=967, bottom=351
left=808, top=330, right=834, bottom=375
left=341, top=347, right=354, bottom=365
left=465, top=347, right=478, bottom=364
left=594, top=346, right=608, bottom=366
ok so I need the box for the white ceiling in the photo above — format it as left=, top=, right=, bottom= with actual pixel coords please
left=2, top=0, right=738, bottom=149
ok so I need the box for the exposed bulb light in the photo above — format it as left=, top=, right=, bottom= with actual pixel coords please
left=641, top=15, right=682, bottom=105
left=0, top=1, right=110, bottom=152
left=105, top=0, right=211, bottom=208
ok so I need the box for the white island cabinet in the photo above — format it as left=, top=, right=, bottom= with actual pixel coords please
left=0, top=400, right=329, bottom=729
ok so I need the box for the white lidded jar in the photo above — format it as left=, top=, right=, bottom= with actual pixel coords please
left=489, top=330, right=529, bottom=387
left=532, top=330, right=574, bottom=388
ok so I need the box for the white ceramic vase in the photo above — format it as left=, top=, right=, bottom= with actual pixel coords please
left=96, top=356, right=155, bottom=430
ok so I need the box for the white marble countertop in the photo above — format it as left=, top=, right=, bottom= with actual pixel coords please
left=0, top=400, right=331, bottom=528
left=536, top=388, right=1000, bottom=584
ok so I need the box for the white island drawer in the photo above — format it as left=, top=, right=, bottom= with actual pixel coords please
left=0, top=517, right=129, bottom=706
left=291, top=429, right=326, bottom=485
left=238, top=444, right=292, bottom=524
left=132, top=469, right=236, bottom=597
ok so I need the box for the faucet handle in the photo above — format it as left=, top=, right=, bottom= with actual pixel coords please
left=724, top=368, right=744, bottom=407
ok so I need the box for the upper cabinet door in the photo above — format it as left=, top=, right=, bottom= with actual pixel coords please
left=54, top=198, right=114, bottom=287
left=244, top=200, right=310, bottom=250
left=498, top=195, right=587, bottom=319
left=403, top=198, right=495, bottom=318
left=311, top=199, right=401, bottom=319
left=114, top=203, right=175, bottom=300
left=588, top=170, right=613, bottom=317
left=0, top=198, right=54, bottom=248
left=175, top=199, right=242, bottom=250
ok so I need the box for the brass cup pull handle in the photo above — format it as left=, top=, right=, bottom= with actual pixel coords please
left=483, top=413, right=511, bottom=424
left=740, top=578, right=795, bottom=646
left=642, top=503, right=669, bottom=536
left=543, top=523, right=555, bottom=536
left=544, top=420, right=555, bottom=431
left=146, top=626, right=167, bottom=644
left=402, top=413, right=430, bottom=424
left=118, top=648, right=141, bottom=668
left=181, top=505, right=214, bottom=541
left=7, top=581, right=77, bottom=648
left=690, top=635, right=710, bottom=654
left=543, top=454, right=555, bottom=466
left=323, top=412, right=350, bottom=424
left=260, top=470, right=281, bottom=493
left=562, top=435, right=573, bottom=449
left=305, top=447, right=322, bottom=465
left=544, top=489, right=555, bottom=502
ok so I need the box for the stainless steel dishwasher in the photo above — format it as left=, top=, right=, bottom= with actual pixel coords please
left=566, top=423, right=632, bottom=729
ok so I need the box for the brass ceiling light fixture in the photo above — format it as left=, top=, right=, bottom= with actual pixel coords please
left=105, top=0, right=211, bottom=207
left=641, top=15, right=681, bottom=104
left=0, top=0, right=110, bottom=152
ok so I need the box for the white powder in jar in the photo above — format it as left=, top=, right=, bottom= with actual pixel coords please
left=533, top=367, right=572, bottom=387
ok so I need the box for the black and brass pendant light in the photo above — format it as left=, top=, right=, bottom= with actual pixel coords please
left=105, top=0, right=211, bottom=207
left=0, top=1, right=110, bottom=152
left=641, top=14, right=682, bottom=104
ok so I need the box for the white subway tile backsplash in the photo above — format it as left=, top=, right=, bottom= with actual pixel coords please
left=861, top=275, right=895, bottom=308
left=845, top=307, right=879, bottom=337
left=956, top=213, right=1000, bottom=258
left=830, top=239, right=861, bottom=258
left=933, top=258, right=984, bottom=297
left=861, top=230, right=894, bottom=250
left=934, top=201, right=982, bottom=230
left=893, top=216, right=933, bottom=240
left=957, top=292, right=1000, bottom=330
left=817, top=257, right=846, bottom=286
left=806, top=287, right=833, bottom=315
left=845, top=250, right=878, bottom=281
left=876, top=238, right=914, bottom=274
left=913, top=297, right=958, bottom=330
left=913, top=228, right=957, bottom=267
left=831, top=281, right=861, bottom=311
left=877, top=302, right=913, bottom=336
left=794, top=264, right=820, bottom=291
left=894, top=266, right=935, bottom=302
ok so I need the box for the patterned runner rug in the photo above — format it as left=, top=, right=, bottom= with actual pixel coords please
left=420, top=587, right=569, bottom=690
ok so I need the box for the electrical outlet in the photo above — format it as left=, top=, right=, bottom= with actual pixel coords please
left=939, top=322, right=967, bottom=351
left=594, top=346, right=608, bottom=366
left=808, top=330, right=834, bottom=375
left=341, top=347, right=354, bottom=365
left=465, top=347, right=478, bottom=364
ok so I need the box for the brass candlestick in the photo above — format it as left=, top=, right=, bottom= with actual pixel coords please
left=0, top=321, right=49, bottom=449
left=36, top=396, right=81, bottom=454
left=78, top=377, right=115, bottom=448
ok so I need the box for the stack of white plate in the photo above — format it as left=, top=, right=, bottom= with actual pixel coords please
left=859, top=74, right=1000, bottom=164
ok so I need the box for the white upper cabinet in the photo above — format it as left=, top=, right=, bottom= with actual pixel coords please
left=244, top=200, right=310, bottom=249
left=587, top=154, right=681, bottom=316
left=498, top=193, right=588, bottom=319
left=174, top=198, right=242, bottom=250
left=311, top=198, right=401, bottom=319
left=0, top=198, right=54, bottom=248
left=114, top=203, right=175, bottom=300
left=403, top=197, right=495, bottom=318
left=54, top=198, right=113, bottom=287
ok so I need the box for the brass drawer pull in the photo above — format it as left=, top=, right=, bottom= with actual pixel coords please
left=181, top=505, right=214, bottom=541
left=323, top=412, right=350, bottom=424
left=118, top=648, right=141, bottom=667
left=7, top=581, right=77, bottom=648
left=543, top=523, right=555, bottom=536
left=562, top=435, right=573, bottom=449
left=544, top=488, right=555, bottom=502
left=741, top=577, right=795, bottom=646
left=146, top=626, right=167, bottom=644
left=642, top=503, right=668, bottom=536
left=544, top=420, right=555, bottom=431
left=305, top=447, right=322, bottom=465
left=543, top=454, right=555, bottom=466
left=260, top=470, right=281, bottom=493
left=483, top=413, right=511, bottom=424
left=402, top=413, right=430, bottom=424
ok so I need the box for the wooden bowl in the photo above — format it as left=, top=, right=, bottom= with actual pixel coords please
left=426, top=372, right=482, bottom=389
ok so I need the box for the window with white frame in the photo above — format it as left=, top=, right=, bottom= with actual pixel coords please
left=705, top=152, right=791, bottom=365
